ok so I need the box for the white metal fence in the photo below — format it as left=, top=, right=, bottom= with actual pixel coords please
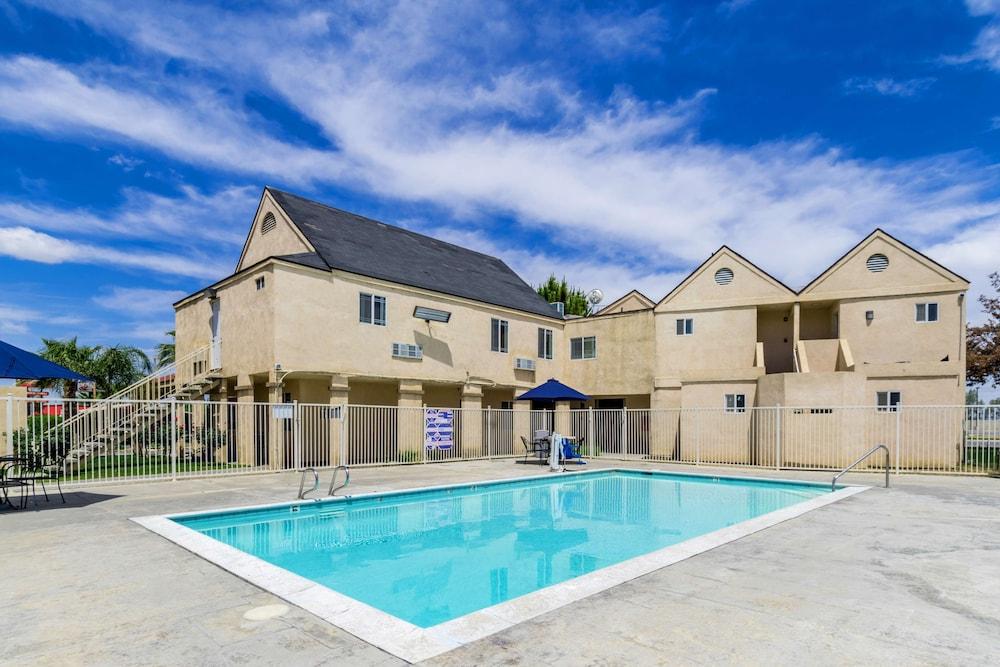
left=3, top=396, right=998, bottom=486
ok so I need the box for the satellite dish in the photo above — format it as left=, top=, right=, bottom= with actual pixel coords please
left=587, top=289, right=604, bottom=306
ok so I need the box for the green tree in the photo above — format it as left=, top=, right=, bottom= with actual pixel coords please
left=966, top=388, right=982, bottom=405
left=968, top=272, right=1000, bottom=388
left=156, top=330, right=176, bottom=368
left=536, top=275, right=592, bottom=316
left=38, top=338, right=153, bottom=398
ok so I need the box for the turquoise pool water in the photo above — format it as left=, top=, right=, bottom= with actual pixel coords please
left=175, top=470, right=829, bottom=627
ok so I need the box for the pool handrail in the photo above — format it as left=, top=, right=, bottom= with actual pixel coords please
left=297, top=468, right=320, bottom=499
left=832, top=444, right=889, bottom=490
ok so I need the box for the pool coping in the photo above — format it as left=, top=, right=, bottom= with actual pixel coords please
left=132, top=467, right=868, bottom=663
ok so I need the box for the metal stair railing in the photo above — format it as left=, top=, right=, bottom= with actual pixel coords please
left=832, top=444, right=890, bottom=490
left=56, top=344, right=215, bottom=470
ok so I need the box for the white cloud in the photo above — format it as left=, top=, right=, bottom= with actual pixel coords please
left=108, top=153, right=143, bottom=171
left=0, top=183, right=256, bottom=245
left=6, top=0, right=1000, bottom=310
left=0, top=56, right=345, bottom=184
left=842, top=77, right=936, bottom=98
left=0, top=226, right=223, bottom=278
left=92, top=287, right=187, bottom=315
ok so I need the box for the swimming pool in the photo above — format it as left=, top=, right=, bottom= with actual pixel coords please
left=137, top=469, right=864, bottom=661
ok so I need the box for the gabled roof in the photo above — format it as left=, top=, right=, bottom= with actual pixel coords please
left=594, top=289, right=655, bottom=315
left=656, top=245, right=796, bottom=308
left=266, top=188, right=561, bottom=319
left=799, top=228, right=969, bottom=294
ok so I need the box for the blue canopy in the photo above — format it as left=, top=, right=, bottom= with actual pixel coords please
left=516, top=378, right=590, bottom=402
left=0, top=339, right=90, bottom=381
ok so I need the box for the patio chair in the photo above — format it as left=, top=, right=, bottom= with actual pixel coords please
left=24, top=451, right=66, bottom=504
left=0, top=457, right=29, bottom=510
left=520, top=435, right=549, bottom=463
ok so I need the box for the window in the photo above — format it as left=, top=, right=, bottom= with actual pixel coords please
left=724, top=394, right=746, bottom=413
left=537, top=328, right=553, bottom=359
left=570, top=336, right=597, bottom=360
left=254, top=276, right=265, bottom=290
left=915, top=302, right=939, bottom=323
left=675, top=318, right=694, bottom=335
left=491, top=318, right=509, bottom=352
left=877, top=391, right=901, bottom=412
left=359, top=293, right=386, bottom=326
left=261, top=212, right=277, bottom=235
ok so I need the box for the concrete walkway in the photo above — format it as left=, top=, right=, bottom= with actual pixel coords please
left=3, top=461, right=999, bottom=665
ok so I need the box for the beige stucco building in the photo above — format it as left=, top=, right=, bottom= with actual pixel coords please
left=175, top=188, right=969, bottom=419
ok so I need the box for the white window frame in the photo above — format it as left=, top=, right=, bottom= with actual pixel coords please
left=724, top=393, right=746, bottom=414
left=538, top=327, right=553, bottom=360
left=676, top=318, right=694, bottom=335
left=570, top=336, right=597, bottom=360
left=360, top=293, right=387, bottom=326
left=491, top=318, right=509, bottom=353
left=876, top=390, right=901, bottom=412
left=915, top=302, right=939, bottom=323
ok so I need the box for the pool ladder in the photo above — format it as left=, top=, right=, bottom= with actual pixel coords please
left=832, top=444, right=889, bottom=490
left=297, top=466, right=350, bottom=499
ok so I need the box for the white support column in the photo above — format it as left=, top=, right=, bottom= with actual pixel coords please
left=6, top=394, right=13, bottom=456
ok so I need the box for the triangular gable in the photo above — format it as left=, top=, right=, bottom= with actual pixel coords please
left=655, top=246, right=796, bottom=311
left=799, top=229, right=969, bottom=297
left=236, top=188, right=315, bottom=272
left=596, top=289, right=655, bottom=315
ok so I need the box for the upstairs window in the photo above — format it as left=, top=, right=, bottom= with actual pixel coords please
left=255, top=276, right=265, bottom=291
left=491, top=318, right=509, bottom=353
left=570, top=336, right=596, bottom=360
left=724, top=393, right=746, bottom=413
left=876, top=391, right=901, bottom=412
left=538, top=328, right=553, bottom=359
left=676, top=318, right=694, bottom=335
left=261, top=212, right=277, bottom=235
left=915, top=303, right=939, bottom=323
left=360, top=293, right=387, bottom=326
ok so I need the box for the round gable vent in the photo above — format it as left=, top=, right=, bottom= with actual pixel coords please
left=866, top=253, right=888, bottom=272
left=714, top=267, right=734, bottom=285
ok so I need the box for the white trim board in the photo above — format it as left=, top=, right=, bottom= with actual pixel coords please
left=133, top=469, right=868, bottom=663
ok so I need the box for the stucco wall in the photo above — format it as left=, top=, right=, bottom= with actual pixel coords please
left=238, top=193, right=312, bottom=271
left=269, top=265, right=563, bottom=389
left=656, top=306, right=758, bottom=377
left=839, top=292, right=963, bottom=368
left=562, top=310, right=653, bottom=396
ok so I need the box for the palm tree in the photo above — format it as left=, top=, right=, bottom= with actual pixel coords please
left=37, top=338, right=98, bottom=398
left=38, top=338, right=153, bottom=398
left=156, top=331, right=176, bottom=368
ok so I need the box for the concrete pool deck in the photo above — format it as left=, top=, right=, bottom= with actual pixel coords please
left=3, top=460, right=1000, bottom=665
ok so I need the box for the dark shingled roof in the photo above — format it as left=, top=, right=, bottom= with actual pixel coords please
left=267, top=188, right=561, bottom=319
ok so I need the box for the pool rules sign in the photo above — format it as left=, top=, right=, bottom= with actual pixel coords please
left=425, top=408, right=454, bottom=451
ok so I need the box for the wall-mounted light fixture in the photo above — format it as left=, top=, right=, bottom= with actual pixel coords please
left=414, top=306, right=451, bottom=323
left=865, top=310, right=874, bottom=323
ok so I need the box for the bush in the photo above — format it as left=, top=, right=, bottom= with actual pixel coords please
left=13, top=415, right=68, bottom=460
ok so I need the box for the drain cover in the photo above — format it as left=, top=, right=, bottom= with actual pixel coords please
left=243, top=604, right=289, bottom=621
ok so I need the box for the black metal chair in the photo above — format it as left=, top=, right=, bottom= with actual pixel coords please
left=0, top=457, right=30, bottom=509
left=23, top=451, right=66, bottom=504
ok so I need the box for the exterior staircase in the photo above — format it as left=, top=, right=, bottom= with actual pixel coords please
left=59, top=344, right=222, bottom=473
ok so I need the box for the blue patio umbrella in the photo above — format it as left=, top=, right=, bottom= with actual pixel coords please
left=516, top=378, right=590, bottom=402
left=0, top=339, right=91, bottom=381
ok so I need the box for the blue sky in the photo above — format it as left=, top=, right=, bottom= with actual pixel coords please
left=0, top=0, right=999, bottom=391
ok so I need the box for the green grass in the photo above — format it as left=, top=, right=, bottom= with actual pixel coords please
left=63, top=455, right=248, bottom=481
left=963, top=447, right=1000, bottom=471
